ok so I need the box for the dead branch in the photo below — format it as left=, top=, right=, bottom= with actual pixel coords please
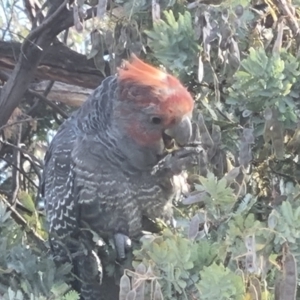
left=1, top=140, right=43, bottom=168
left=31, top=81, right=93, bottom=107
left=0, top=117, right=41, bottom=133
left=0, top=155, right=39, bottom=189
left=23, top=0, right=44, bottom=25
left=10, top=124, right=22, bottom=205
left=27, top=89, right=69, bottom=119
left=0, top=0, right=68, bottom=128
left=273, top=0, right=300, bottom=51
left=0, top=1, right=102, bottom=128
left=22, top=0, right=69, bottom=53
left=0, top=40, right=106, bottom=89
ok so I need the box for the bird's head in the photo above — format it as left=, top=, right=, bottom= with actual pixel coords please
left=115, top=55, right=194, bottom=152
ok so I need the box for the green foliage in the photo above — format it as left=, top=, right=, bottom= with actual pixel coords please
left=2, top=0, right=300, bottom=299
left=119, top=0, right=176, bottom=15
left=128, top=181, right=300, bottom=299
left=197, top=262, right=244, bottom=300
left=268, top=183, right=300, bottom=277
left=18, top=191, right=47, bottom=240
left=145, top=10, right=199, bottom=74
left=194, top=172, right=237, bottom=219
left=132, top=229, right=218, bottom=299
left=0, top=201, right=78, bottom=300
left=228, top=48, right=300, bottom=123
left=2, top=288, right=79, bottom=300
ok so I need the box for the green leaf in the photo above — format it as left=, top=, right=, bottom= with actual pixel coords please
left=197, top=262, right=245, bottom=300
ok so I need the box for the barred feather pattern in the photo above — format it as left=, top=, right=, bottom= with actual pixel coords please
left=42, top=76, right=189, bottom=300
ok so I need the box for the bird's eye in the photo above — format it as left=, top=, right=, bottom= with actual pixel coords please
left=151, top=116, right=162, bottom=125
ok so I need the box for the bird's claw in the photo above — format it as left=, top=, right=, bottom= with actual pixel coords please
left=152, top=146, right=203, bottom=175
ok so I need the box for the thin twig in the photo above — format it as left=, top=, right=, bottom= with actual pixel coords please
left=0, top=70, right=9, bottom=82
left=22, top=0, right=69, bottom=52
left=10, top=124, right=22, bottom=205
left=1, top=0, right=16, bottom=40
left=269, top=163, right=298, bottom=184
left=272, top=17, right=285, bottom=54
left=273, top=0, right=300, bottom=51
left=0, top=140, right=43, bottom=168
left=29, top=158, right=42, bottom=186
left=216, top=107, right=244, bottom=129
left=32, top=0, right=48, bottom=29
left=43, top=80, right=55, bottom=97
left=0, top=194, right=47, bottom=250
left=27, top=89, right=69, bottom=119
left=63, top=27, right=69, bottom=44
left=52, top=111, right=64, bottom=125
left=0, top=190, right=45, bottom=216
left=0, top=118, right=42, bottom=133
left=0, top=156, right=39, bottom=189
left=23, top=0, right=44, bottom=27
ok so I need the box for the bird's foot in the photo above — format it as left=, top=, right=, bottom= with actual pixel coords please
left=152, top=145, right=203, bottom=175
left=114, top=233, right=132, bottom=261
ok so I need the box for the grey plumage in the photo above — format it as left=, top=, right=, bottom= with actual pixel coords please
left=41, top=57, right=196, bottom=299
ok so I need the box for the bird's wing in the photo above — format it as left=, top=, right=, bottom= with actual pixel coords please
left=42, top=123, right=79, bottom=239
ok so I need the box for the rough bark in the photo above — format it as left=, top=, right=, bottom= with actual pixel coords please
left=31, top=81, right=93, bottom=107
left=0, top=41, right=107, bottom=89
left=0, top=1, right=99, bottom=128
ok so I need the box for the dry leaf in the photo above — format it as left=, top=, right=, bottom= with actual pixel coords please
left=224, top=167, right=240, bottom=185
left=154, top=281, right=164, bottom=300
left=239, top=137, right=251, bottom=168
left=3, top=107, right=23, bottom=140
left=152, top=0, right=161, bottom=22
left=243, top=128, right=254, bottom=144
left=286, top=123, right=300, bottom=152
left=73, top=5, right=83, bottom=32
left=272, top=18, right=284, bottom=54
left=119, top=274, right=131, bottom=300
left=182, top=190, right=208, bottom=205
left=248, top=283, right=259, bottom=300
left=271, top=119, right=284, bottom=160
left=245, top=235, right=258, bottom=273
left=250, top=277, right=262, bottom=300
left=198, top=54, right=204, bottom=83
left=281, top=244, right=297, bottom=300
left=188, top=214, right=201, bottom=240
left=97, top=0, right=107, bottom=19
left=126, top=290, right=136, bottom=300
left=132, top=263, right=146, bottom=299
left=196, top=113, right=214, bottom=149
left=211, top=124, right=221, bottom=145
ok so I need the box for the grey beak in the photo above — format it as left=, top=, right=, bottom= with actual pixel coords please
left=164, top=115, right=192, bottom=146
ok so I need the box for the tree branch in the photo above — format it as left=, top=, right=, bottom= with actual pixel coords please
left=27, top=89, right=69, bottom=119
left=0, top=2, right=68, bottom=127
left=23, top=0, right=44, bottom=25
left=22, top=0, right=69, bottom=53
left=31, top=81, right=93, bottom=107
left=0, top=1, right=101, bottom=128
left=10, top=124, right=22, bottom=205
left=1, top=140, right=43, bottom=168
left=273, top=0, right=300, bottom=51
left=0, top=155, right=39, bottom=189
left=0, top=40, right=106, bottom=89
left=0, top=117, right=41, bottom=133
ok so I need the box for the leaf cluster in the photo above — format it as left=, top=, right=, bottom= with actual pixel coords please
left=145, top=10, right=199, bottom=74
left=3, top=0, right=300, bottom=299
left=228, top=48, right=299, bottom=123
left=0, top=201, right=78, bottom=300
